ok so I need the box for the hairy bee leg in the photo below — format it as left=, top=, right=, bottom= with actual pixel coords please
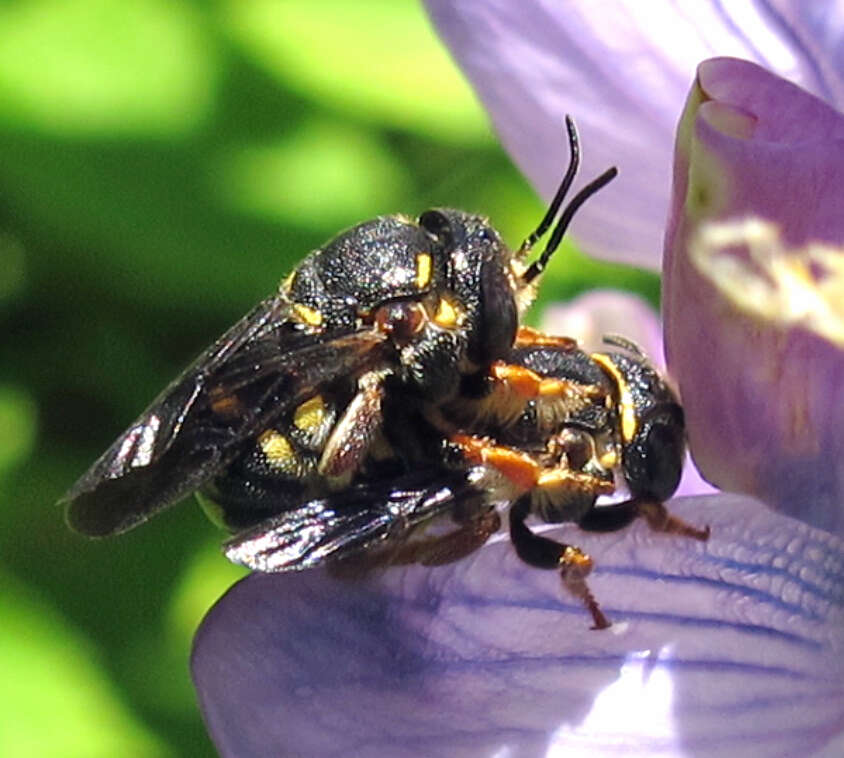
left=451, top=435, right=614, bottom=501
left=535, top=466, right=616, bottom=499
left=489, top=361, right=604, bottom=401
left=514, top=325, right=578, bottom=350
left=509, top=496, right=610, bottom=630
left=318, top=370, right=386, bottom=478
left=636, top=499, right=711, bottom=541
left=451, top=433, right=540, bottom=491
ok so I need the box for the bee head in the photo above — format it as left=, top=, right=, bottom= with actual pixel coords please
left=592, top=350, right=686, bottom=503
left=418, top=208, right=519, bottom=367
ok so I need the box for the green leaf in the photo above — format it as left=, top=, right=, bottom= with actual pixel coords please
left=116, top=542, right=246, bottom=716
left=0, top=385, right=37, bottom=474
left=0, top=233, right=27, bottom=304
left=213, top=119, right=411, bottom=226
left=221, top=0, right=490, bottom=142
left=0, top=0, right=217, bottom=137
left=0, top=572, right=171, bottom=757
left=167, top=541, right=247, bottom=655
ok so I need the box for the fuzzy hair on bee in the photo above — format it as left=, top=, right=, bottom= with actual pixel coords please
left=63, top=117, right=707, bottom=629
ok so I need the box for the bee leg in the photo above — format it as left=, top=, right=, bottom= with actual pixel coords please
left=578, top=498, right=710, bottom=541
left=318, top=370, right=386, bottom=478
left=509, top=496, right=610, bottom=630
left=514, top=325, right=578, bottom=350
left=452, top=360, right=602, bottom=431
left=450, top=433, right=540, bottom=492
left=489, top=361, right=604, bottom=402
left=395, top=509, right=501, bottom=567
left=635, top=499, right=711, bottom=541
left=331, top=509, right=501, bottom=577
left=576, top=500, right=641, bottom=533
left=534, top=466, right=616, bottom=500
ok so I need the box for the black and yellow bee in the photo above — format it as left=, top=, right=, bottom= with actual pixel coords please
left=63, top=118, right=706, bottom=628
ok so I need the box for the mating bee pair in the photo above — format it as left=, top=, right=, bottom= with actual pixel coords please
left=63, top=118, right=707, bottom=629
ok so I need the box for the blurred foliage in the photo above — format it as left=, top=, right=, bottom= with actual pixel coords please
left=0, top=1, right=658, bottom=755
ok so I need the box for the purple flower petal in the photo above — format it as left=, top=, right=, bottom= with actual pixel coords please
left=424, top=0, right=844, bottom=268
left=663, top=58, right=844, bottom=536
left=542, top=290, right=664, bottom=361
left=193, top=495, right=843, bottom=758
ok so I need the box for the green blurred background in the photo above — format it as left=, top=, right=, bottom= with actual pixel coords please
left=0, top=1, right=658, bottom=755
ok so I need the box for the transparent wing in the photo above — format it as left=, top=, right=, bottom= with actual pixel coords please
left=63, top=294, right=388, bottom=536
left=223, top=468, right=484, bottom=572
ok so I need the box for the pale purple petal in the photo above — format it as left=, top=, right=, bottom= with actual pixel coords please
left=193, top=495, right=843, bottom=758
left=541, top=290, right=716, bottom=497
left=424, top=0, right=844, bottom=268
left=673, top=457, right=719, bottom=499
left=663, top=58, right=844, bottom=536
left=542, top=290, right=664, bottom=361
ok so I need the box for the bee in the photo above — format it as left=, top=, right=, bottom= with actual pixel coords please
left=224, top=337, right=709, bottom=629
left=63, top=118, right=706, bottom=628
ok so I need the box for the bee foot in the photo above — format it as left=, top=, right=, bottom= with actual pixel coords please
left=637, top=500, right=711, bottom=542
left=559, top=546, right=611, bottom=630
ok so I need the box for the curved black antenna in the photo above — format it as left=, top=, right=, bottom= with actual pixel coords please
left=518, top=115, right=581, bottom=255
left=602, top=333, right=646, bottom=357
left=522, top=166, right=618, bottom=285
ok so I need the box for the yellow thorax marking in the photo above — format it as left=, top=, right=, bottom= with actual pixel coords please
left=281, top=271, right=296, bottom=292
left=293, top=395, right=327, bottom=431
left=415, top=252, right=432, bottom=289
left=258, top=429, right=296, bottom=467
left=433, top=297, right=461, bottom=328
left=590, top=354, right=637, bottom=444
left=292, top=302, right=323, bottom=327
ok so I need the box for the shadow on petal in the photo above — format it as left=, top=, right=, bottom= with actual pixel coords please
left=193, top=495, right=843, bottom=758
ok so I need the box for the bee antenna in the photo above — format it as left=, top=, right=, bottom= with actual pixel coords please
left=602, top=334, right=645, bottom=357
left=519, top=115, right=581, bottom=254
left=522, top=165, right=618, bottom=285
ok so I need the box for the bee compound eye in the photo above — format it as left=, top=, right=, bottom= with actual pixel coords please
left=418, top=210, right=452, bottom=246
left=625, top=409, right=685, bottom=502
left=374, top=301, right=426, bottom=344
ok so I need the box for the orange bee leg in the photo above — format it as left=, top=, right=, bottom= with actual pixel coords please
left=514, top=325, right=578, bottom=350
left=450, top=433, right=540, bottom=492
left=489, top=361, right=604, bottom=402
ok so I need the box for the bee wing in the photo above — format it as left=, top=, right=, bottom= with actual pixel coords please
left=63, top=294, right=388, bottom=536
left=223, top=469, right=483, bottom=572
